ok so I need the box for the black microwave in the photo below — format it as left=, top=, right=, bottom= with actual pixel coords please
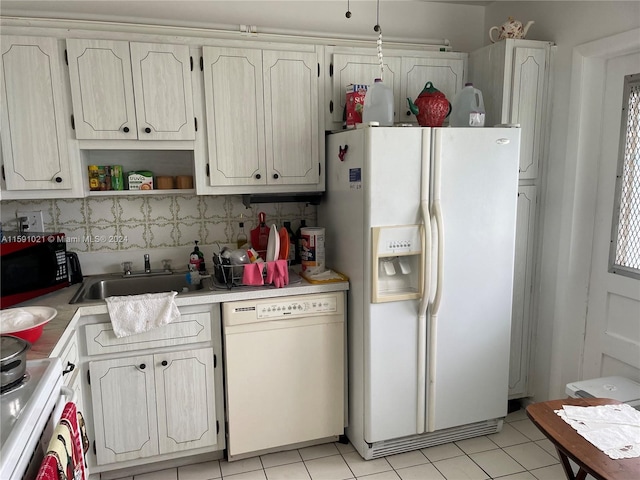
left=1, top=233, right=70, bottom=308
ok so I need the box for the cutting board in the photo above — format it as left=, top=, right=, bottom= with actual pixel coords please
left=250, top=212, right=270, bottom=258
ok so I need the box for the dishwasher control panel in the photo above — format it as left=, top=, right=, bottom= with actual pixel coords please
left=256, top=296, right=338, bottom=319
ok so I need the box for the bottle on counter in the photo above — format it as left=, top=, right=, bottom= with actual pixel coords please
left=236, top=222, right=248, bottom=249
left=283, top=221, right=297, bottom=264
left=190, top=240, right=206, bottom=273
left=295, top=219, right=306, bottom=265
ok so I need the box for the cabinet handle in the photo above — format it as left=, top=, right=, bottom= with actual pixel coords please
left=139, top=363, right=146, bottom=369
left=63, top=362, right=75, bottom=376
left=123, top=126, right=130, bottom=133
left=406, top=110, right=411, bottom=116
left=273, top=173, right=279, bottom=179
left=161, top=360, right=168, bottom=366
left=255, top=173, right=261, bottom=179
left=144, top=127, right=151, bottom=134
left=54, top=177, right=63, bottom=183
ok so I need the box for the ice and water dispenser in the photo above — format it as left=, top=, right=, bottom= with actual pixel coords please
left=371, top=225, right=423, bottom=303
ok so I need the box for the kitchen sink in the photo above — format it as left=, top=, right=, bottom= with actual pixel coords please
left=69, top=273, right=203, bottom=304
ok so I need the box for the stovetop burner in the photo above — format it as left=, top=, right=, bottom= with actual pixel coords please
left=0, top=372, right=30, bottom=395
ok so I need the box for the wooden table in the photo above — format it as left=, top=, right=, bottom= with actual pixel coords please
left=526, top=398, right=640, bottom=480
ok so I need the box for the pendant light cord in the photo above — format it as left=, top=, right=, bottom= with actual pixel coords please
left=374, top=0, right=383, bottom=79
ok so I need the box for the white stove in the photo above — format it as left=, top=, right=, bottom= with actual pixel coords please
left=1, top=358, right=63, bottom=480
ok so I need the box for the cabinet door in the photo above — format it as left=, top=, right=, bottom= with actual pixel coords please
left=130, top=42, right=195, bottom=140
left=331, top=53, right=402, bottom=125
left=0, top=36, right=71, bottom=190
left=263, top=50, right=319, bottom=185
left=203, top=46, right=265, bottom=186
left=66, top=39, right=137, bottom=140
left=510, top=47, right=546, bottom=180
left=155, top=348, right=217, bottom=454
left=90, top=355, right=159, bottom=464
left=509, top=186, right=537, bottom=398
left=400, top=57, right=465, bottom=123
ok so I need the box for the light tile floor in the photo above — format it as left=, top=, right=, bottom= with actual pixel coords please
left=113, top=409, right=572, bottom=480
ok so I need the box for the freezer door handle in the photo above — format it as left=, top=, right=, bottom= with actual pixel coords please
left=416, top=128, right=431, bottom=434
left=431, top=201, right=444, bottom=315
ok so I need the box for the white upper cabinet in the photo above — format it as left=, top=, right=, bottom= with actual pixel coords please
left=400, top=56, right=466, bottom=123
left=201, top=45, right=321, bottom=191
left=202, top=47, right=265, bottom=186
left=329, top=52, right=402, bottom=126
left=325, top=46, right=467, bottom=129
left=469, top=40, right=554, bottom=180
left=67, top=39, right=195, bottom=140
left=0, top=36, right=73, bottom=192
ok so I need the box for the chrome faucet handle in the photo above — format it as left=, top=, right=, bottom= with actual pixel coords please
left=144, top=254, right=151, bottom=273
left=122, top=261, right=132, bottom=275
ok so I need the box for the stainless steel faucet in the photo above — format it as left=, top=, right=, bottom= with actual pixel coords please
left=144, top=254, right=151, bottom=273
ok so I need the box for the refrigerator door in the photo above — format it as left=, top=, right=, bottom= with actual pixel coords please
left=364, top=127, right=428, bottom=442
left=427, top=127, right=520, bottom=432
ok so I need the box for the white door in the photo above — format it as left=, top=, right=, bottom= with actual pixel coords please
left=428, top=128, right=520, bottom=431
left=0, top=36, right=72, bottom=190
left=66, top=39, right=138, bottom=140
left=155, top=348, right=217, bottom=454
left=263, top=50, right=319, bottom=185
left=90, top=355, right=159, bottom=464
left=582, top=52, right=640, bottom=380
left=202, top=46, right=265, bottom=186
left=129, top=42, right=195, bottom=140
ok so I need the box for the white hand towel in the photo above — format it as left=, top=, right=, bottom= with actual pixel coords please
left=105, top=291, right=180, bottom=338
left=555, top=403, right=640, bottom=459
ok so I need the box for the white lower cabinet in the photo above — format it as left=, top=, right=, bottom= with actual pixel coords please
left=78, top=304, right=224, bottom=472
left=90, top=347, right=216, bottom=464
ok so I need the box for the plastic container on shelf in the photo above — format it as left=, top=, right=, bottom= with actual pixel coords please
left=450, top=83, right=486, bottom=127
left=362, top=78, right=394, bottom=126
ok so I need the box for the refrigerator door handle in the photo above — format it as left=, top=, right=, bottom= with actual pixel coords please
left=431, top=202, right=444, bottom=315
left=416, top=128, right=432, bottom=434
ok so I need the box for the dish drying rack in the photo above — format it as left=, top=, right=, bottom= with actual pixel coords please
left=212, top=259, right=292, bottom=289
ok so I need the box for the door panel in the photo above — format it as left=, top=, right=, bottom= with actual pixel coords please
left=1, top=36, right=71, bottom=189
left=263, top=50, right=319, bottom=185
left=510, top=47, right=546, bottom=179
left=203, top=47, right=265, bottom=186
left=130, top=42, right=195, bottom=140
left=66, top=39, right=137, bottom=139
left=90, top=355, right=158, bottom=464
left=156, top=348, right=218, bottom=453
left=583, top=52, right=640, bottom=380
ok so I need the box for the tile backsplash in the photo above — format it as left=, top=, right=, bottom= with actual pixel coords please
left=1, top=195, right=316, bottom=275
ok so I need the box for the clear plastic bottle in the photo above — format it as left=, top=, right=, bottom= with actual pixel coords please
left=236, top=222, right=248, bottom=249
left=362, top=78, right=394, bottom=126
left=450, top=83, right=486, bottom=127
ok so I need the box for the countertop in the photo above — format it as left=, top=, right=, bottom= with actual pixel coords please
left=13, top=273, right=349, bottom=360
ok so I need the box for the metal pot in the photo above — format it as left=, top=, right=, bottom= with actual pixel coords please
left=1, top=335, right=30, bottom=388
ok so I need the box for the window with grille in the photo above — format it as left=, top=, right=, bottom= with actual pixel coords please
left=610, top=73, right=640, bottom=279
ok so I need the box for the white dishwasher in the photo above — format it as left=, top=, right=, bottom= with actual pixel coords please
left=222, top=291, right=345, bottom=459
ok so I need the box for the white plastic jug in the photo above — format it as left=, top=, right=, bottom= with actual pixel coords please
left=450, top=83, right=485, bottom=127
left=362, top=78, right=394, bottom=126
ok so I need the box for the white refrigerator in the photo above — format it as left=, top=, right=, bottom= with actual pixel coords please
left=319, top=125, right=521, bottom=459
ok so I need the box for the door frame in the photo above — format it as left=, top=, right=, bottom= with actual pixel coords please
left=549, top=28, right=640, bottom=399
